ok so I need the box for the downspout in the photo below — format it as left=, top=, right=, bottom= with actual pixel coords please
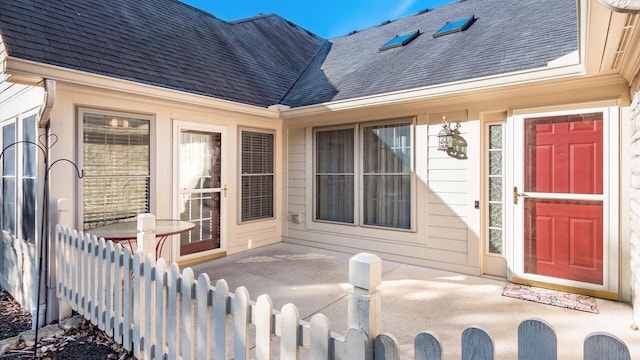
left=37, top=79, right=55, bottom=128
left=599, top=0, right=640, bottom=12
left=34, top=78, right=56, bottom=329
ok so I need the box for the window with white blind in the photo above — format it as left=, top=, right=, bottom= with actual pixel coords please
left=240, top=129, right=274, bottom=222
left=314, top=120, right=413, bottom=230
left=81, top=110, right=151, bottom=230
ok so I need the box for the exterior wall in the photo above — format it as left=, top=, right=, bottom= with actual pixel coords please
left=283, top=80, right=631, bottom=291
left=47, top=82, right=284, bottom=263
left=630, top=72, right=640, bottom=322
left=0, top=80, right=43, bottom=312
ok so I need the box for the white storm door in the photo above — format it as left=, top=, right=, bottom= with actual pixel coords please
left=173, top=121, right=226, bottom=259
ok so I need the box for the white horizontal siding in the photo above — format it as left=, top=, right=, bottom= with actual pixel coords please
left=287, top=128, right=306, bottom=220
left=427, top=121, right=470, bottom=262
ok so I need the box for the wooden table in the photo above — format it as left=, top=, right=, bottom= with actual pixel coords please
left=88, top=219, right=195, bottom=259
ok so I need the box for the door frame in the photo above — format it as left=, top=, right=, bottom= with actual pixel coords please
left=172, top=120, right=227, bottom=263
left=508, top=104, right=619, bottom=296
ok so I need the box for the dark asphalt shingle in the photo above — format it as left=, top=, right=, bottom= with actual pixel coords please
left=282, top=0, right=578, bottom=107
left=0, top=0, right=325, bottom=107
left=0, top=0, right=577, bottom=109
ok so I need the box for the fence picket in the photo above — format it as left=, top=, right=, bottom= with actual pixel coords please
left=81, top=233, right=90, bottom=316
left=72, top=231, right=80, bottom=311
left=113, top=244, right=124, bottom=343
left=132, top=251, right=143, bottom=358
left=144, top=255, right=155, bottom=360
left=167, top=263, right=181, bottom=360
left=310, top=314, right=330, bottom=360
left=196, top=273, right=212, bottom=360
left=154, top=259, right=166, bottom=360
left=90, top=235, right=98, bottom=324
left=518, top=318, right=556, bottom=360
left=375, top=333, right=400, bottom=360
left=97, top=238, right=107, bottom=331
left=342, top=327, right=367, bottom=360
left=415, top=331, right=442, bottom=360
left=122, top=246, right=133, bottom=352
left=104, top=241, right=115, bottom=337
left=233, top=286, right=251, bottom=360
left=214, top=279, right=230, bottom=360
left=462, top=326, right=493, bottom=360
left=181, top=267, right=195, bottom=360
left=584, top=332, right=631, bottom=360
left=256, top=294, right=274, bottom=360
left=281, top=303, right=301, bottom=360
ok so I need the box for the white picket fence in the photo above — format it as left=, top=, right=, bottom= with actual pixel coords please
left=54, top=224, right=631, bottom=360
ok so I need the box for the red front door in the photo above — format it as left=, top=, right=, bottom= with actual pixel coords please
left=522, top=113, right=603, bottom=285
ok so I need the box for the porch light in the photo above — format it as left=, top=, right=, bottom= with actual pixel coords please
left=438, top=117, right=454, bottom=151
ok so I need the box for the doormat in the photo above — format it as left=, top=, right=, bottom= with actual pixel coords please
left=502, top=283, right=598, bottom=314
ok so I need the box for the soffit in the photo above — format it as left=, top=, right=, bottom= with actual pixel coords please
left=587, top=0, right=640, bottom=82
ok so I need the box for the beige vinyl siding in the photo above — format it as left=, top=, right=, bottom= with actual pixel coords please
left=287, top=129, right=306, bottom=220
left=426, top=119, right=469, bottom=259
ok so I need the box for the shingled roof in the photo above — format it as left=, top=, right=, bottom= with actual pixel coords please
left=282, top=0, right=578, bottom=107
left=0, top=0, right=577, bottom=109
left=0, top=0, right=326, bottom=107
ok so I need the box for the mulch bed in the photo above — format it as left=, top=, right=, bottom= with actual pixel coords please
left=0, top=287, right=134, bottom=359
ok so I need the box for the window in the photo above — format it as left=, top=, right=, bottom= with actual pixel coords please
left=2, top=122, right=16, bottom=235
left=315, top=127, right=355, bottom=223
left=22, top=116, right=37, bottom=242
left=240, top=129, right=274, bottom=222
left=379, top=30, right=420, bottom=51
left=1, top=115, right=38, bottom=241
left=81, top=110, right=151, bottom=230
left=488, top=124, right=504, bottom=254
left=433, top=16, right=476, bottom=38
left=314, top=120, right=413, bottom=230
left=362, top=122, right=412, bottom=229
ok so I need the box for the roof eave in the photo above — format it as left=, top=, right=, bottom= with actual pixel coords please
left=4, top=57, right=281, bottom=119
left=280, top=62, right=587, bottom=118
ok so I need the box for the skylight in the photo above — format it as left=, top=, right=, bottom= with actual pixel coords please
left=379, top=30, right=420, bottom=51
left=433, top=16, right=476, bottom=38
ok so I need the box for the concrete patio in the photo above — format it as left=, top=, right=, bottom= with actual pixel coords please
left=190, top=242, right=639, bottom=359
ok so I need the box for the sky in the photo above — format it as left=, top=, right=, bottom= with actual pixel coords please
left=180, top=0, right=456, bottom=39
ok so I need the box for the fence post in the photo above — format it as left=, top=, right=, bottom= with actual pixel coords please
left=53, top=198, right=73, bottom=322
left=348, top=252, right=381, bottom=360
left=137, top=213, right=156, bottom=256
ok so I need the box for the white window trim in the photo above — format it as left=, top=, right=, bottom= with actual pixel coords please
left=237, top=127, right=276, bottom=224
left=76, top=107, right=155, bottom=229
left=312, top=117, right=416, bottom=232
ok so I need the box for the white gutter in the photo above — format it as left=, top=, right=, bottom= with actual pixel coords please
left=599, top=0, right=640, bottom=12
left=37, top=79, right=55, bottom=128
left=280, top=61, right=586, bottom=118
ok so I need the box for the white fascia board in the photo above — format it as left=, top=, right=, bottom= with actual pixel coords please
left=280, top=63, right=586, bottom=118
left=5, top=57, right=279, bottom=119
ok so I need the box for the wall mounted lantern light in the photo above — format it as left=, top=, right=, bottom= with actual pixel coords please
left=437, top=116, right=460, bottom=151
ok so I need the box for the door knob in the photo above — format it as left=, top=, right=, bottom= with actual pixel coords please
left=513, top=186, right=527, bottom=205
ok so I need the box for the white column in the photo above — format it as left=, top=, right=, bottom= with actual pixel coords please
left=348, top=252, right=382, bottom=360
